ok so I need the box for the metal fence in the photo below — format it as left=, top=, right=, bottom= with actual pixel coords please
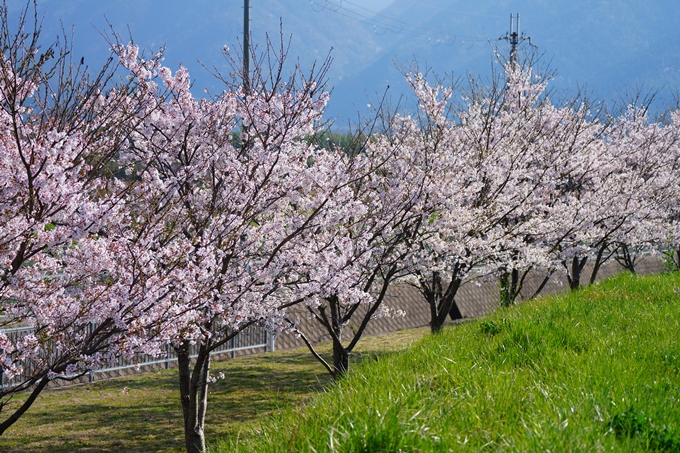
left=0, top=323, right=275, bottom=389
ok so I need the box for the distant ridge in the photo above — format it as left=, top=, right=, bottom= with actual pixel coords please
left=12, top=0, right=680, bottom=123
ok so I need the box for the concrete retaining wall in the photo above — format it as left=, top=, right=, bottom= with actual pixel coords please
left=274, top=255, right=665, bottom=352
left=41, top=255, right=665, bottom=388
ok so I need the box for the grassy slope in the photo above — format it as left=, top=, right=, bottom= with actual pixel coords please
left=218, top=272, right=680, bottom=452
left=0, top=326, right=426, bottom=452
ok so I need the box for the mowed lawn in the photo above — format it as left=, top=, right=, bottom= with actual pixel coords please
left=2, top=272, right=680, bottom=452
left=0, top=328, right=428, bottom=452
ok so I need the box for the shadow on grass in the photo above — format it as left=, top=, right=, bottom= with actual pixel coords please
left=0, top=344, right=407, bottom=453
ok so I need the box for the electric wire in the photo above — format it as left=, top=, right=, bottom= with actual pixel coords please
left=308, top=0, right=488, bottom=46
left=311, top=0, right=443, bottom=39
left=394, top=0, right=506, bottom=20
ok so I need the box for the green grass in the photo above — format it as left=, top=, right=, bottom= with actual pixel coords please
left=215, top=272, right=680, bottom=452
left=2, top=272, right=679, bottom=452
left=0, top=327, right=426, bottom=452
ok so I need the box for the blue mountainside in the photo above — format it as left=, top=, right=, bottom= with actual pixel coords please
left=9, top=0, right=680, bottom=124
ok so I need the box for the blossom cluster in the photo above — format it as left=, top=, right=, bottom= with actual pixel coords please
left=1, top=36, right=679, bottom=439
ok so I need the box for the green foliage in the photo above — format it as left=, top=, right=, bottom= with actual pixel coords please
left=661, top=247, right=680, bottom=273
left=312, top=131, right=366, bottom=156
left=608, top=407, right=680, bottom=452
left=479, top=319, right=507, bottom=336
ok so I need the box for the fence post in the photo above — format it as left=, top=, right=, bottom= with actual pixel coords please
left=269, top=332, right=275, bottom=352
left=264, top=331, right=268, bottom=352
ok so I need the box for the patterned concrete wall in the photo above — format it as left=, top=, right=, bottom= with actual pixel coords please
left=274, top=283, right=431, bottom=352
left=41, top=255, right=664, bottom=388
left=274, top=255, right=664, bottom=352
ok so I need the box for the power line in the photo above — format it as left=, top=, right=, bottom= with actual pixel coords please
left=308, top=0, right=487, bottom=45
left=395, top=0, right=507, bottom=20
left=332, top=0, right=454, bottom=36
left=310, top=0, right=433, bottom=39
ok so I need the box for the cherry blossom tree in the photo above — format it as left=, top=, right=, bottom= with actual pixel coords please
left=112, top=35, right=361, bottom=451
left=657, top=109, right=680, bottom=270
left=286, top=112, right=438, bottom=376
left=0, top=2, right=173, bottom=434
left=401, top=62, right=602, bottom=322
left=552, top=104, right=679, bottom=289
left=610, top=106, right=680, bottom=272
left=388, top=70, right=487, bottom=333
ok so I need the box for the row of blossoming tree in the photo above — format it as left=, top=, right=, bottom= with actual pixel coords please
left=1, top=4, right=680, bottom=452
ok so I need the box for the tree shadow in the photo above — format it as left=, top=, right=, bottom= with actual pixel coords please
left=0, top=338, right=416, bottom=452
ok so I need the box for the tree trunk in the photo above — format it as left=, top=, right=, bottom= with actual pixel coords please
left=0, top=375, right=50, bottom=436
left=332, top=341, right=349, bottom=377
left=567, top=255, right=588, bottom=291
left=425, top=273, right=439, bottom=333
left=304, top=267, right=400, bottom=379
left=500, top=267, right=520, bottom=307
left=420, top=270, right=463, bottom=335
left=328, top=296, right=349, bottom=377
left=589, top=242, right=609, bottom=286
left=432, top=278, right=462, bottom=334
left=615, top=243, right=637, bottom=273
left=176, top=341, right=210, bottom=453
left=423, top=271, right=444, bottom=334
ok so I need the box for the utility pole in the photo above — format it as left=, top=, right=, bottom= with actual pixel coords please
left=243, top=0, right=250, bottom=92
left=499, top=14, right=533, bottom=67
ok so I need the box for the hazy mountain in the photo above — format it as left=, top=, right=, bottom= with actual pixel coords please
left=6, top=0, right=680, bottom=124
left=330, top=0, right=680, bottom=119
left=6, top=0, right=382, bottom=99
